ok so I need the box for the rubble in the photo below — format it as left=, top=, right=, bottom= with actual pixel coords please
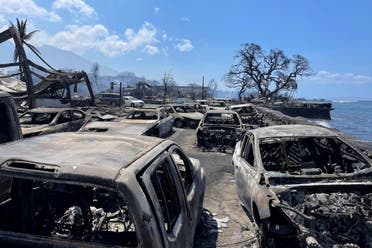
left=281, top=191, right=372, bottom=247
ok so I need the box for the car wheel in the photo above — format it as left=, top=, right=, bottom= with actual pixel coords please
left=175, top=119, right=183, bottom=128
left=131, top=103, right=135, bottom=107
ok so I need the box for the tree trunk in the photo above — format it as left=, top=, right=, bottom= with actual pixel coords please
left=10, top=26, right=34, bottom=108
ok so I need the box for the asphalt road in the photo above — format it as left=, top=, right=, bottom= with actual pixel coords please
left=168, top=128, right=258, bottom=248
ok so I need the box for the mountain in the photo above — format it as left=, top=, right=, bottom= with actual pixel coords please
left=0, top=43, right=160, bottom=92
left=34, top=45, right=119, bottom=76
left=93, top=72, right=160, bottom=92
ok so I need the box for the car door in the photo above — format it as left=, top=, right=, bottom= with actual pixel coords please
left=168, top=146, right=204, bottom=235
left=141, top=153, right=191, bottom=248
left=234, top=133, right=258, bottom=213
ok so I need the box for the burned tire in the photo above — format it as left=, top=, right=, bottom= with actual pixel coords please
left=175, top=119, right=183, bottom=128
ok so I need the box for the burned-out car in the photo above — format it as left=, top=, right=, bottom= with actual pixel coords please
left=163, top=104, right=203, bottom=128
left=0, top=132, right=205, bottom=247
left=233, top=124, right=372, bottom=247
left=19, top=107, right=87, bottom=138
left=120, top=107, right=173, bottom=138
left=228, top=103, right=264, bottom=128
left=207, top=100, right=228, bottom=111
left=197, top=110, right=244, bottom=149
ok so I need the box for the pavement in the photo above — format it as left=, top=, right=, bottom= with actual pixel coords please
left=168, top=128, right=258, bottom=248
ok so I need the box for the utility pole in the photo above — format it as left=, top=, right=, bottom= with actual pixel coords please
left=201, top=76, right=205, bottom=100
left=119, top=81, right=123, bottom=107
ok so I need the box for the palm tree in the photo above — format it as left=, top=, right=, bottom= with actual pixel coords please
left=11, top=18, right=55, bottom=70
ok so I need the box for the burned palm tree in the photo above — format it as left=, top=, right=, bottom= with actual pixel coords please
left=11, top=18, right=55, bottom=70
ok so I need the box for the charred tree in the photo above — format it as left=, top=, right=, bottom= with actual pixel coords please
left=225, top=43, right=311, bottom=102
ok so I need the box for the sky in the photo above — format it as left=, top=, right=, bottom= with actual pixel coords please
left=1, top=0, right=372, bottom=100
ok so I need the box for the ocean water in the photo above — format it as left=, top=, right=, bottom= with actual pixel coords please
left=315, top=101, right=372, bottom=142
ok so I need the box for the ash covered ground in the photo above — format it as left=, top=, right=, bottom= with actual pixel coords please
left=169, top=128, right=258, bottom=247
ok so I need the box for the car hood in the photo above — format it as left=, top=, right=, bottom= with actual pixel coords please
left=199, top=125, right=242, bottom=132
left=120, top=119, right=157, bottom=124
left=21, top=124, right=49, bottom=135
left=178, top=112, right=203, bottom=120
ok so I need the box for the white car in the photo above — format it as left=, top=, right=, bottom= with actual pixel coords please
left=123, top=96, right=145, bottom=107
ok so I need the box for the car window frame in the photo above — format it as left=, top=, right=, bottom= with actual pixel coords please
left=139, top=152, right=188, bottom=240
left=56, top=110, right=72, bottom=124
left=242, top=134, right=256, bottom=168
left=168, top=146, right=194, bottom=193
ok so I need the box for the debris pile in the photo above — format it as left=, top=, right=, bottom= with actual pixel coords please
left=283, top=192, right=372, bottom=247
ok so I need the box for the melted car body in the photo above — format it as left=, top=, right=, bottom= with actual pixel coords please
left=197, top=110, right=244, bottom=150
left=163, top=104, right=203, bottom=129
left=19, top=108, right=87, bottom=138
left=0, top=132, right=205, bottom=248
left=233, top=124, right=372, bottom=247
left=120, top=108, right=173, bottom=138
left=228, top=104, right=264, bottom=129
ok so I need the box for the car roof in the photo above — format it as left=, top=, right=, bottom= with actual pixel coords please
left=229, top=103, right=255, bottom=108
left=27, top=107, right=77, bottom=113
left=81, top=121, right=152, bottom=135
left=206, top=109, right=237, bottom=114
left=0, top=132, right=164, bottom=186
left=251, top=124, right=338, bottom=139
left=167, top=103, right=193, bottom=107
left=129, top=107, right=160, bottom=112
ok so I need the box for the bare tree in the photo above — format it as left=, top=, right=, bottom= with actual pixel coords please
left=225, top=43, right=311, bottom=102
left=161, top=71, right=174, bottom=103
left=91, top=62, right=100, bottom=90
left=207, top=79, right=218, bottom=98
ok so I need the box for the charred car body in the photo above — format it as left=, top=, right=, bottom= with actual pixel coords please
left=197, top=110, right=244, bottom=150
left=163, top=104, right=203, bottom=129
left=228, top=104, right=264, bottom=129
left=207, top=100, right=228, bottom=111
left=0, top=91, right=22, bottom=143
left=120, top=107, right=173, bottom=138
left=233, top=124, right=372, bottom=248
left=0, top=132, right=205, bottom=247
left=19, top=107, right=87, bottom=138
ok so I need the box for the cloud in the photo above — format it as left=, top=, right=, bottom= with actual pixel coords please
left=0, top=0, right=61, bottom=22
left=181, top=17, right=190, bottom=22
left=175, top=39, right=193, bottom=52
left=136, top=57, right=143, bottom=61
left=309, top=70, right=372, bottom=84
left=162, top=31, right=167, bottom=41
left=143, top=45, right=159, bottom=55
left=34, top=22, right=160, bottom=57
left=52, top=0, right=95, bottom=17
left=154, top=7, right=160, bottom=14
